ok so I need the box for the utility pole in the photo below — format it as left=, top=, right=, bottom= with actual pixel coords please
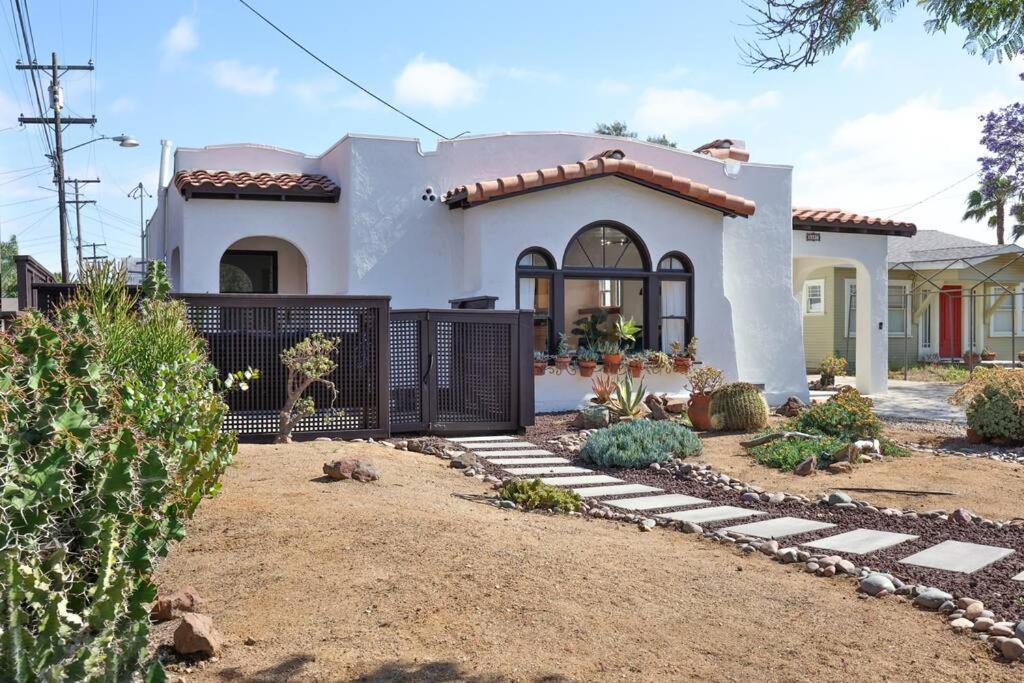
left=64, top=178, right=99, bottom=270
left=81, top=242, right=106, bottom=264
left=16, top=52, right=96, bottom=282
left=128, top=182, right=151, bottom=265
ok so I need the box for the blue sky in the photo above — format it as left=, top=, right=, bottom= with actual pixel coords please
left=2, top=1, right=1022, bottom=274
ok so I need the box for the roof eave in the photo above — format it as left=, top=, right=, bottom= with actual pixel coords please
left=793, top=221, right=915, bottom=238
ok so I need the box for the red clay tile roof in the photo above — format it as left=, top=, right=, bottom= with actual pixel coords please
left=173, top=170, right=340, bottom=201
left=443, top=151, right=755, bottom=217
left=693, top=139, right=750, bottom=162
left=792, top=207, right=917, bottom=237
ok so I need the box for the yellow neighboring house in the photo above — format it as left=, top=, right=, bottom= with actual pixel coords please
left=801, top=230, right=1024, bottom=372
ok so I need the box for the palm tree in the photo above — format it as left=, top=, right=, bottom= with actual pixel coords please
left=963, top=176, right=1024, bottom=245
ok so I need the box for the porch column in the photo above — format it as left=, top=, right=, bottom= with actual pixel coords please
left=855, top=263, right=888, bottom=394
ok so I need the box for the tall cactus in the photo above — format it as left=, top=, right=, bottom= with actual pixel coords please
left=708, top=382, right=769, bottom=431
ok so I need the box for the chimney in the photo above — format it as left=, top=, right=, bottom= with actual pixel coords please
left=693, top=139, right=749, bottom=163
left=158, top=139, right=173, bottom=189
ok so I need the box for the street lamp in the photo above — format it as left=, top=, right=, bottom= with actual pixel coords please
left=59, top=133, right=140, bottom=155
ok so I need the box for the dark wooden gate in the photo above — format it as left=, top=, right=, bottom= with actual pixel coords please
left=389, top=309, right=534, bottom=435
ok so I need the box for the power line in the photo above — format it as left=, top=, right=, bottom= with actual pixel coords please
left=885, top=171, right=979, bottom=219
left=235, top=0, right=452, bottom=140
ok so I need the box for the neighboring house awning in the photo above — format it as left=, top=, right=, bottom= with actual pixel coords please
left=792, top=207, right=916, bottom=237
left=173, top=170, right=340, bottom=202
left=443, top=150, right=756, bottom=217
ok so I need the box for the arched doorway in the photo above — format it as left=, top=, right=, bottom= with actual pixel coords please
left=219, top=236, right=308, bottom=294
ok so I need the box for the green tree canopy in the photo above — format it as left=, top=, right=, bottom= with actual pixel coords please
left=743, top=0, right=1024, bottom=70
left=1, top=235, right=17, bottom=298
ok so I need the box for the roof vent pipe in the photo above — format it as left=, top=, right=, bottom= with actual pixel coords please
left=158, top=139, right=173, bottom=189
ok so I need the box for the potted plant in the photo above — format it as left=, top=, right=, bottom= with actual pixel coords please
left=1017, top=349, right=1024, bottom=364
left=818, top=353, right=847, bottom=388
left=570, top=311, right=609, bottom=352
left=671, top=339, right=695, bottom=373
left=686, top=366, right=724, bottom=430
left=647, top=350, right=672, bottom=373
left=533, top=351, right=548, bottom=377
left=555, top=333, right=571, bottom=370
left=576, top=347, right=599, bottom=377
left=626, top=352, right=647, bottom=379
left=599, top=340, right=623, bottom=374
left=981, top=347, right=997, bottom=361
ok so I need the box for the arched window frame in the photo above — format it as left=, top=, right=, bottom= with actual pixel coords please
left=562, top=221, right=652, bottom=273
left=515, top=247, right=557, bottom=354
left=656, top=251, right=695, bottom=353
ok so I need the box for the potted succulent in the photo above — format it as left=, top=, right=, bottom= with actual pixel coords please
left=981, top=347, right=997, bottom=362
left=686, top=365, right=724, bottom=431
left=614, top=316, right=642, bottom=349
left=626, top=352, right=647, bottom=379
left=647, top=350, right=672, bottom=373
left=671, top=338, right=697, bottom=373
left=554, top=333, right=571, bottom=371
left=576, top=347, right=599, bottom=377
left=599, top=340, right=623, bottom=374
left=818, top=353, right=847, bottom=388
left=533, top=351, right=548, bottom=377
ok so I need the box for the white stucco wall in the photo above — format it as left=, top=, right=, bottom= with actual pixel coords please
left=152, top=131, right=815, bottom=408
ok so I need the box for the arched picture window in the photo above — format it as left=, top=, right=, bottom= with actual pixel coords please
left=516, top=248, right=555, bottom=353
left=564, top=224, right=647, bottom=270
left=657, top=252, right=694, bottom=352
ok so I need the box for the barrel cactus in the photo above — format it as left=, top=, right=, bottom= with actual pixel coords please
left=708, top=382, right=769, bottom=431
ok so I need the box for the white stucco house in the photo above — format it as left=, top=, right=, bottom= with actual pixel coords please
left=146, top=132, right=915, bottom=410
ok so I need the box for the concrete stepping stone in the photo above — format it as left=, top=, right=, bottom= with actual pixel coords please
left=573, top=484, right=664, bottom=498
left=606, top=493, right=707, bottom=511
left=449, top=435, right=518, bottom=442
left=658, top=506, right=766, bottom=524
left=473, top=449, right=554, bottom=457
left=722, top=516, right=835, bottom=539
left=503, top=466, right=593, bottom=476
left=541, top=474, right=622, bottom=487
left=803, top=529, right=918, bottom=555
left=1011, top=571, right=1024, bottom=581
left=486, top=457, right=570, bottom=466
left=465, top=441, right=537, bottom=449
left=899, top=540, right=1014, bottom=574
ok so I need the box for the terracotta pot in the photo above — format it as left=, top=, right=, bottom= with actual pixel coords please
left=687, top=393, right=712, bottom=431
left=603, top=353, right=623, bottom=374
left=673, top=356, right=693, bottom=374
left=533, top=361, right=546, bottom=377
left=628, top=361, right=644, bottom=379
left=578, top=360, right=597, bottom=378
left=555, top=356, right=571, bottom=371
left=981, top=352, right=996, bottom=361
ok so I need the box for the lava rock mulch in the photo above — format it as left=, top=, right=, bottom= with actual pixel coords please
left=469, top=414, right=1024, bottom=622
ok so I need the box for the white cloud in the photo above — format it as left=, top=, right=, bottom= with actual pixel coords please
left=597, top=79, right=631, bottom=96
left=108, top=96, right=139, bottom=115
left=210, top=60, right=279, bottom=96
left=794, top=92, right=1015, bottom=240
left=160, top=16, right=198, bottom=67
left=632, top=87, right=780, bottom=133
left=840, top=41, right=871, bottom=71
left=394, top=55, right=481, bottom=109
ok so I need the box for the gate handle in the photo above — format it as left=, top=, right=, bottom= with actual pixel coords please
left=421, top=352, right=434, bottom=385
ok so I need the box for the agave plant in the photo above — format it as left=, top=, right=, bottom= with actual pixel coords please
left=607, top=374, right=647, bottom=419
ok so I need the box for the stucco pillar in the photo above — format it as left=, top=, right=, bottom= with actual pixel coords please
left=855, top=264, right=888, bottom=394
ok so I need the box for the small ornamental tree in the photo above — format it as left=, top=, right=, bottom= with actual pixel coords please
left=278, top=332, right=341, bottom=443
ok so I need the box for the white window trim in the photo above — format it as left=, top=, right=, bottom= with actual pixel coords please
left=918, top=298, right=934, bottom=354
left=803, top=279, right=825, bottom=316
left=987, top=283, right=1024, bottom=337
left=844, top=279, right=912, bottom=338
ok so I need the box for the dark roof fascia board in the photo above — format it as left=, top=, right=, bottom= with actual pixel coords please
left=793, top=221, right=914, bottom=238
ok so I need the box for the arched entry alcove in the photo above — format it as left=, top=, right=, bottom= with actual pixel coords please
left=219, top=236, right=308, bottom=294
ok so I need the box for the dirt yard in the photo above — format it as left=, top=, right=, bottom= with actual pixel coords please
left=694, top=429, right=1024, bottom=522
left=152, top=441, right=1020, bottom=682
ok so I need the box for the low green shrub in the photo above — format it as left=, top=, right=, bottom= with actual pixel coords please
left=1, top=263, right=240, bottom=679
left=499, top=479, right=582, bottom=512
left=749, top=435, right=843, bottom=472
left=580, top=419, right=703, bottom=468
left=951, top=367, right=1024, bottom=441
left=788, top=386, right=881, bottom=441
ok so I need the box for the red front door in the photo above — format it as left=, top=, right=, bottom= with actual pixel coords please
left=939, top=285, right=962, bottom=358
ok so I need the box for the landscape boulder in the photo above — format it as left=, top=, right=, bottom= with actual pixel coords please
left=774, top=396, right=806, bottom=418
left=151, top=586, right=203, bottom=622
left=913, top=587, right=953, bottom=610
left=665, top=398, right=687, bottom=415
left=573, top=405, right=610, bottom=429
left=449, top=452, right=478, bottom=469
left=794, top=456, right=816, bottom=476
left=859, top=573, right=895, bottom=596
left=951, top=508, right=974, bottom=525
left=644, top=394, right=670, bottom=421
left=173, top=613, right=223, bottom=656
left=323, top=458, right=380, bottom=482
left=827, top=462, right=853, bottom=475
